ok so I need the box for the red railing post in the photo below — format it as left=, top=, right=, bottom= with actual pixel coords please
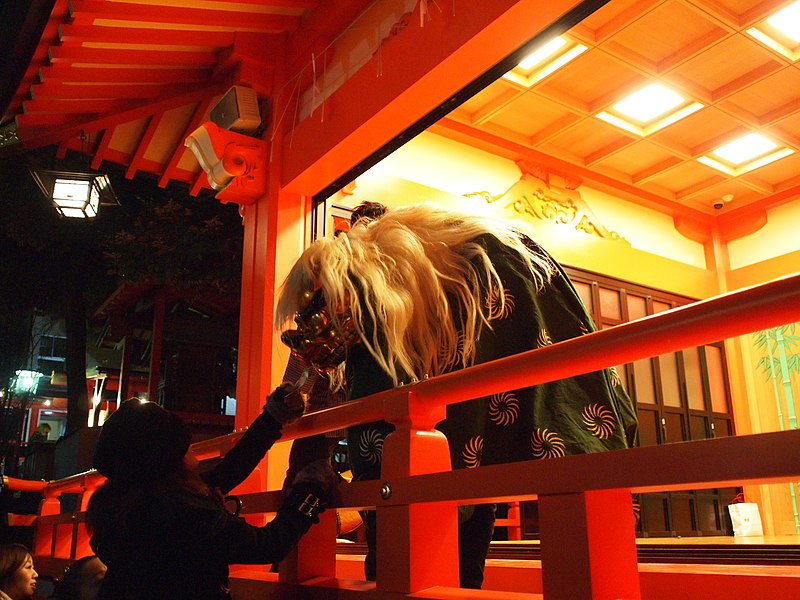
left=277, top=510, right=338, bottom=583
left=377, top=390, right=459, bottom=593
left=539, top=488, right=640, bottom=599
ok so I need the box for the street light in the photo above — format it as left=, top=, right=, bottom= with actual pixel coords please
left=12, top=370, right=44, bottom=395
left=30, top=169, right=117, bottom=219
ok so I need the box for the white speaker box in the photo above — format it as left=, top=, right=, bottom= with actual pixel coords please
left=210, top=85, right=261, bottom=135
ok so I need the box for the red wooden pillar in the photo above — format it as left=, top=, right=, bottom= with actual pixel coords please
left=539, top=488, right=641, bottom=600
left=235, top=160, right=309, bottom=428
left=377, top=390, right=459, bottom=592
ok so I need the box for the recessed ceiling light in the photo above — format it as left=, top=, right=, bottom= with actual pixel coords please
left=503, top=36, right=587, bottom=88
left=712, top=133, right=777, bottom=165
left=747, top=0, right=800, bottom=61
left=697, top=133, right=793, bottom=176
left=596, top=82, right=703, bottom=136
left=767, top=0, right=800, bottom=42
left=518, top=37, right=567, bottom=70
left=612, top=83, right=685, bottom=123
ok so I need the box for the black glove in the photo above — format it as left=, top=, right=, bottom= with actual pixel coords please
left=283, top=459, right=341, bottom=523
left=282, top=480, right=327, bottom=523
left=263, top=382, right=305, bottom=425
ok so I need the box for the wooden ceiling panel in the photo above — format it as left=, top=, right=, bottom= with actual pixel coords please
left=453, top=81, right=529, bottom=127
left=483, top=92, right=583, bottom=142
left=600, top=0, right=730, bottom=74
left=717, top=66, right=800, bottom=127
left=649, top=106, right=744, bottom=156
left=569, top=0, right=662, bottom=44
left=536, top=48, right=643, bottom=113
left=692, top=0, right=783, bottom=28
left=773, top=109, right=800, bottom=148
left=740, top=151, right=800, bottom=187
left=539, top=117, right=632, bottom=162
left=642, top=157, right=718, bottom=191
left=669, top=33, right=785, bottom=101
left=592, top=139, right=679, bottom=177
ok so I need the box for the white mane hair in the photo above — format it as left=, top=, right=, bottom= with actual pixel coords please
left=276, top=202, right=554, bottom=388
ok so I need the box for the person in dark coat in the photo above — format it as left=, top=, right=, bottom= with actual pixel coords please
left=86, top=387, right=337, bottom=600
left=276, top=202, right=638, bottom=589
left=51, top=555, right=106, bottom=600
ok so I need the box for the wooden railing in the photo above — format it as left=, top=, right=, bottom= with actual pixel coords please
left=8, top=272, right=800, bottom=599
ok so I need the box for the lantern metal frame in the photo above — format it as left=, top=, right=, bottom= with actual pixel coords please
left=30, top=169, right=118, bottom=219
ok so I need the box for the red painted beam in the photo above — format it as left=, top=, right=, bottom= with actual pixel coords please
left=158, top=96, right=217, bottom=188
left=30, top=82, right=166, bottom=100
left=58, top=24, right=236, bottom=46
left=38, top=64, right=213, bottom=84
left=126, top=113, right=163, bottom=179
left=16, top=81, right=230, bottom=149
left=68, top=0, right=301, bottom=32
left=23, top=98, right=118, bottom=114
left=48, top=46, right=218, bottom=67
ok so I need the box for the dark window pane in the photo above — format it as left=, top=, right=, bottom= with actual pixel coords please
left=663, top=412, right=685, bottom=443
left=637, top=409, right=660, bottom=446
left=689, top=415, right=709, bottom=440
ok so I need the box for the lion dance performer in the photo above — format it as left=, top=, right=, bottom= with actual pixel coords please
left=276, top=202, right=638, bottom=588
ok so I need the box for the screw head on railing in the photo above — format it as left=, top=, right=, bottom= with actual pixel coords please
left=380, top=482, right=392, bottom=500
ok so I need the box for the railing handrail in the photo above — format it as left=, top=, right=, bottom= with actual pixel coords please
left=202, top=428, right=800, bottom=516
left=2, top=476, right=48, bottom=493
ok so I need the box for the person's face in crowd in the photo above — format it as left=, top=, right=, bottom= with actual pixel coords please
left=4, top=553, right=37, bottom=599
left=77, top=557, right=106, bottom=600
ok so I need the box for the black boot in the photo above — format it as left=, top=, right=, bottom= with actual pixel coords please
left=360, top=509, right=377, bottom=581
left=458, top=503, right=496, bottom=589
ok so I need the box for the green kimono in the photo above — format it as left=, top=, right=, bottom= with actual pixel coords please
left=344, top=233, right=638, bottom=588
left=347, top=233, right=637, bottom=473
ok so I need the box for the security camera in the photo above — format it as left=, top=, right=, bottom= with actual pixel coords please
left=712, top=194, right=733, bottom=210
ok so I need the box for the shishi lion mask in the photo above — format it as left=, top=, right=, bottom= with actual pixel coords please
left=280, top=288, right=359, bottom=373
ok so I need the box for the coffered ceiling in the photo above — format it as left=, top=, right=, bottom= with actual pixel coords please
left=437, top=0, right=800, bottom=223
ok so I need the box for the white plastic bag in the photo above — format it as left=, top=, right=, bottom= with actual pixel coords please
left=728, top=502, right=764, bottom=536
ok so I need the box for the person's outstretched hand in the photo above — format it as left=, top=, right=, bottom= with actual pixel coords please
left=292, top=458, right=340, bottom=496
left=263, top=382, right=305, bottom=425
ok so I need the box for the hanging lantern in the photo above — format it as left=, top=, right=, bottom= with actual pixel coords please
left=30, top=169, right=117, bottom=218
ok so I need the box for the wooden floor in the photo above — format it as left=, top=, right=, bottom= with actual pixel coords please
left=332, top=535, right=800, bottom=598
left=480, top=534, right=800, bottom=565
left=636, top=534, right=800, bottom=546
